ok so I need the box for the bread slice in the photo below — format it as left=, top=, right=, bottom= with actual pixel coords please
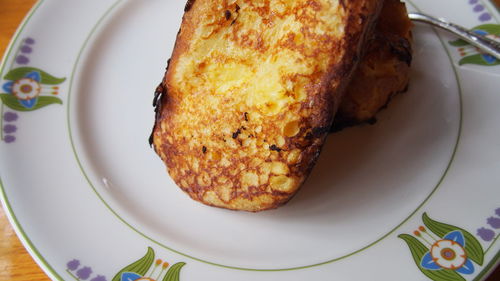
left=333, top=0, right=413, bottom=131
left=152, top=0, right=383, bottom=211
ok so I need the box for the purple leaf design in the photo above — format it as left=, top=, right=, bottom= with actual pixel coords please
left=496, top=207, right=500, bottom=216
left=474, top=4, right=485, bottom=12
left=66, top=259, right=80, bottom=271
left=4, top=135, right=15, bottom=143
left=469, top=0, right=479, bottom=4
left=76, top=267, right=92, bottom=280
left=3, top=112, right=18, bottom=122
left=477, top=227, right=495, bottom=241
left=3, top=124, right=17, bottom=133
left=20, top=45, right=32, bottom=54
left=479, top=13, right=492, bottom=22
left=487, top=217, right=500, bottom=229
left=16, top=55, right=29, bottom=65
left=25, top=38, right=35, bottom=44
left=90, top=275, right=107, bottom=281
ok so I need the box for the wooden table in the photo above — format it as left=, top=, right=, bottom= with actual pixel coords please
left=0, top=1, right=498, bottom=280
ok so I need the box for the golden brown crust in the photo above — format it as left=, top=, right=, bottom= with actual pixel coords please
left=153, top=0, right=383, bottom=211
left=333, top=0, right=413, bottom=130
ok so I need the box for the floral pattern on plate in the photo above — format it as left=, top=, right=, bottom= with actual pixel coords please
left=449, top=24, right=500, bottom=66
left=0, top=37, right=65, bottom=143
left=66, top=248, right=185, bottom=281
left=399, top=212, right=499, bottom=281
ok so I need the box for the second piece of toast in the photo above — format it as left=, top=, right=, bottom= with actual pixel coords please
left=333, top=0, right=413, bottom=130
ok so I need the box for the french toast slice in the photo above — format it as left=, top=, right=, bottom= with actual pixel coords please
left=333, top=0, right=413, bottom=130
left=152, top=0, right=383, bottom=211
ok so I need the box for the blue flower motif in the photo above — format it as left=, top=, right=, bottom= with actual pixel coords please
left=2, top=81, right=13, bottom=93
left=2, top=71, right=42, bottom=109
left=420, top=231, right=474, bottom=274
left=474, top=29, right=499, bottom=64
left=481, top=54, right=497, bottom=64
left=121, top=272, right=142, bottom=281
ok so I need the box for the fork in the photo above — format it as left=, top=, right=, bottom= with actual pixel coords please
left=409, top=12, right=500, bottom=60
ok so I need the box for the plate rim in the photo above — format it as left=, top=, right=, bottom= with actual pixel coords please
left=0, top=0, right=498, bottom=280
left=65, top=0, right=465, bottom=271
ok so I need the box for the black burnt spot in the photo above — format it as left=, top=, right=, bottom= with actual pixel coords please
left=232, top=128, right=241, bottom=139
left=202, top=146, right=207, bottom=153
left=269, top=145, right=282, bottom=152
left=244, top=112, right=249, bottom=121
left=225, top=10, right=232, bottom=20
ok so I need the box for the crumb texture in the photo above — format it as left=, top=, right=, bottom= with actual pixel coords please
left=153, top=0, right=382, bottom=211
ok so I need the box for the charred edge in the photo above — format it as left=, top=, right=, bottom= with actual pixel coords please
left=330, top=121, right=351, bottom=133
left=389, top=37, right=412, bottom=65
left=149, top=83, right=167, bottom=146
left=366, top=117, right=377, bottom=125
left=330, top=116, right=378, bottom=133
left=152, top=84, right=164, bottom=107
left=184, top=0, right=196, bottom=12
left=149, top=58, right=171, bottom=145
left=330, top=82, right=411, bottom=133
left=165, top=58, right=172, bottom=72
left=312, top=126, right=329, bottom=137
left=269, top=144, right=282, bottom=152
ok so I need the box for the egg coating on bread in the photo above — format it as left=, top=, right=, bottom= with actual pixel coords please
left=152, top=0, right=383, bottom=211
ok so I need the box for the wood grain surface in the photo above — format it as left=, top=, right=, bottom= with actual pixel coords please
left=0, top=0, right=498, bottom=281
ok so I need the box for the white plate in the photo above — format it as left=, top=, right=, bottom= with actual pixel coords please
left=1, top=0, right=499, bottom=280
